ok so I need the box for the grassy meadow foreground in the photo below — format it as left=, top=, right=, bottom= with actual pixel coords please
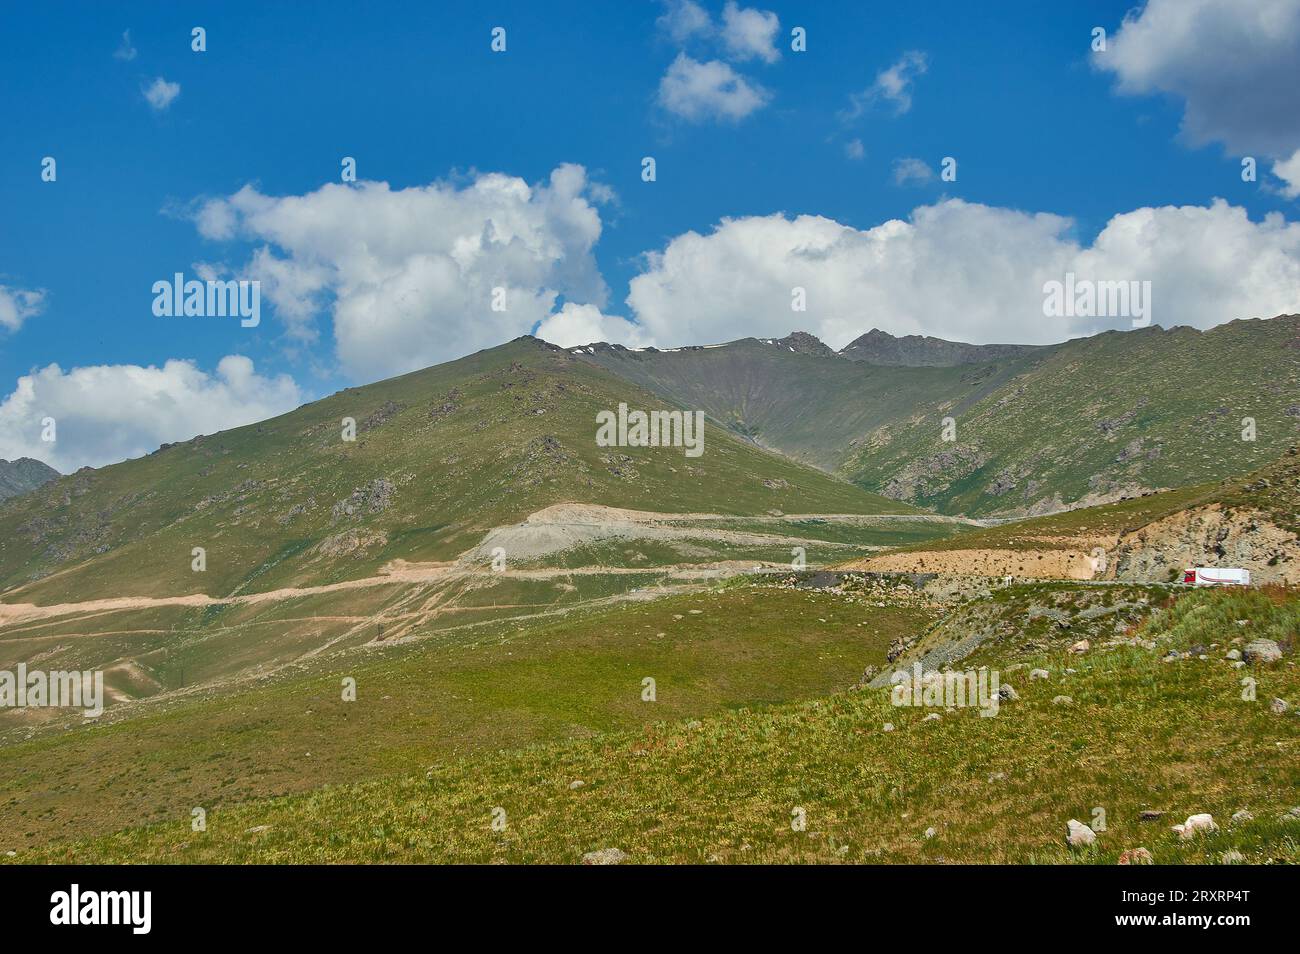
left=0, top=581, right=934, bottom=850
left=8, top=581, right=1298, bottom=864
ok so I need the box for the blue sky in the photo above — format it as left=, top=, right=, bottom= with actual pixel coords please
left=3, top=0, right=1300, bottom=470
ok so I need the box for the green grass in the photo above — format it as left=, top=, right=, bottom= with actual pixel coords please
left=9, top=585, right=1297, bottom=864
left=0, top=584, right=931, bottom=851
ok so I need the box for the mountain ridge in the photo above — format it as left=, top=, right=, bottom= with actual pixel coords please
left=838, top=328, right=1052, bottom=366
left=574, top=315, right=1300, bottom=517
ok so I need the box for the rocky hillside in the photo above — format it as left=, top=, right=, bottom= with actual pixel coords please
left=0, top=457, right=58, bottom=503
left=1109, top=445, right=1300, bottom=582
left=844, top=445, right=1300, bottom=584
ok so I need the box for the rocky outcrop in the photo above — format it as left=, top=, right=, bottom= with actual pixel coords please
left=0, top=457, right=59, bottom=503
left=1109, top=504, right=1299, bottom=584
left=881, top=444, right=990, bottom=503
left=330, top=478, right=396, bottom=523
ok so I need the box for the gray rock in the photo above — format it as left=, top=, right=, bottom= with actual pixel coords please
left=1029, top=668, right=1050, bottom=681
left=1270, top=698, right=1289, bottom=715
left=998, top=684, right=1019, bottom=702
left=1172, top=813, right=1217, bottom=839
left=1230, top=810, right=1254, bottom=825
left=1067, top=819, right=1097, bottom=847
left=1243, top=639, right=1283, bottom=664
left=1052, top=695, right=1074, bottom=706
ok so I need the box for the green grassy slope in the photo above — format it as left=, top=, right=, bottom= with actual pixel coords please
left=0, top=584, right=933, bottom=851
left=0, top=337, right=913, bottom=605
left=844, top=317, right=1300, bottom=516
left=579, top=317, right=1300, bottom=517
left=16, top=584, right=1298, bottom=864
left=0, top=513, right=971, bottom=709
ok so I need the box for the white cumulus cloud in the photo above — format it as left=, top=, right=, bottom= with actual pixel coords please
left=1271, top=148, right=1300, bottom=198
left=658, top=53, right=770, bottom=122
left=1095, top=0, right=1300, bottom=156
left=142, top=76, right=181, bottom=111
left=534, top=302, right=653, bottom=349
left=0, top=355, right=303, bottom=471
left=843, top=51, right=928, bottom=119
left=657, top=0, right=713, bottom=43
left=720, top=2, right=780, bottom=63
left=624, top=199, right=1300, bottom=348
left=191, top=164, right=613, bottom=380
left=0, top=284, right=46, bottom=333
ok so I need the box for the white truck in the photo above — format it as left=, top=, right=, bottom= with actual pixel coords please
left=1181, top=567, right=1251, bottom=586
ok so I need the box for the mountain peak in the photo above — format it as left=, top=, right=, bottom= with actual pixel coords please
left=0, top=456, right=60, bottom=503
left=768, top=331, right=836, bottom=357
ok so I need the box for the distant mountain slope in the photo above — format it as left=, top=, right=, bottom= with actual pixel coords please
left=577, top=315, right=1300, bottom=517
left=0, top=337, right=911, bottom=604
left=848, top=316, right=1300, bottom=516
left=577, top=336, right=1040, bottom=470
left=0, top=458, right=59, bottom=502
